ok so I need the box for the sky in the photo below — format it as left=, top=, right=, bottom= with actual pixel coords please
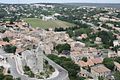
left=0, top=0, right=120, bottom=4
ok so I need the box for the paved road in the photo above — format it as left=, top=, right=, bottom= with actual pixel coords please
left=0, top=49, right=35, bottom=80
left=43, top=55, right=69, bottom=80
left=81, top=20, right=109, bottom=31
left=0, top=48, right=69, bottom=80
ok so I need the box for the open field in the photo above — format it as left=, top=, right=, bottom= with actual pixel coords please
left=24, top=18, right=75, bottom=29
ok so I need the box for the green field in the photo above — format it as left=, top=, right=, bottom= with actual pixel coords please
left=24, top=18, right=75, bottom=29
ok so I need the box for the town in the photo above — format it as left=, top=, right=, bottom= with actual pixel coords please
left=0, top=2, right=120, bottom=80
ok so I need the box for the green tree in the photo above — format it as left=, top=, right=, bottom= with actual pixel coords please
left=55, top=43, right=71, bottom=53
left=66, top=30, right=74, bottom=38
left=3, top=37, right=10, bottom=42
left=103, top=58, right=114, bottom=71
left=0, top=73, right=4, bottom=80
left=3, top=45, right=17, bottom=53
left=47, top=54, right=80, bottom=80
left=98, top=31, right=114, bottom=48
left=113, top=71, right=120, bottom=80
left=3, top=75, right=13, bottom=80
left=115, top=57, right=120, bottom=64
left=82, top=57, right=88, bottom=62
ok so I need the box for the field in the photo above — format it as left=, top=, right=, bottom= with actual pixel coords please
left=24, top=18, right=75, bottom=29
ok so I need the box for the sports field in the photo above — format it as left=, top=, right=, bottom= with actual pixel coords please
left=24, top=18, right=75, bottom=29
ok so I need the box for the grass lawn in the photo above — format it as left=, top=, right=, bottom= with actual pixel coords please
left=24, top=18, right=75, bottom=29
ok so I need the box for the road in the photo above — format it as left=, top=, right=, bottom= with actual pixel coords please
left=81, top=20, right=109, bottom=31
left=43, top=55, right=69, bottom=80
left=0, top=49, right=37, bottom=80
left=0, top=48, right=69, bottom=80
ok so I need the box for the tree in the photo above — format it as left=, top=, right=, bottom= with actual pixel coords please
left=3, top=45, right=17, bottom=53
left=0, top=73, right=4, bottom=80
left=117, top=13, right=120, bottom=18
left=24, top=66, right=30, bottom=71
left=98, top=76, right=104, bottom=80
left=55, top=43, right=71, bottom=53
left=47, top=54, right=80, bottom=80
left=113, top=71, right=120, bottom=80
left=82, top=57, right=88, bottom=62
left=66, top=30, right=74, bottom=37
left=115, top=57, right=120, bottom=64
left=103, top=58, right=114, bottom=71
left=15, top=77, right=21, bottom=80
left=98, top=31, right=115, bottom=48
left=3, top=75, right=13, bottom=80
left=3, top=37, right=10, bottom=42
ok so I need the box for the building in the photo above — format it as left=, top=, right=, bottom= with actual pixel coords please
left=113, top=40, right=120, bottom=47
left=79, top=69, right=90, bottom=78
left=91, top=65, right=111, bottom=77
left=42, top=16, right=56, bottom=21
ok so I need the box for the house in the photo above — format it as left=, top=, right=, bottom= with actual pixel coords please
left=94, top=37, right=102, bottom=44
left=113, top=40, right=120, bottom=47
left=91, top=65, right=111, bottom=77
left=70, top=47, right=100, bottom=63
left=42, top=16, right=56, bottom=21
left=77, top=34, right=88, bottom=40
left=90, top=57, right=103, bottom=64
left=78, top=60, right=88, bottom=67
left=0, top=41, right=9, bottom=47
left=53, top=13, right=61, bottom=16
left=78, top=59, right=94, bottom=67
left=79, top=69, right=90, bottom=78
left=15, top=48, right=24, bottom=55
left=107, top=50, right=118, bottom=58
left=71, top=41, right=85, bottom=51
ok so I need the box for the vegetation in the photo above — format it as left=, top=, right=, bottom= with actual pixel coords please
left=115, top=57, right=120, bottom=63
left=54, top=43, right=71, bottom=54
left=82, top=57, right=88, bottom=62
left=3, top=45, right=17, bottom=53
left=113, top=71, right=120, bottom=80
left=103, top=58, right=114, bottom=71
left=0, top=66, right=14, bottom=80
left=47, top=54, right=81, bottom=80
left=23, top=66, right=34, bottom=77
left=24, top=18, right=75, bottom=29
left=3, top=37, right=10, bottom=42
left=98, top=31, right=115, bottom=48
left=98, top=76, right=104, bottom=80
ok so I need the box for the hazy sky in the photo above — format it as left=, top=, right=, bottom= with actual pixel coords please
left=1, top=0, right=120, bottom=4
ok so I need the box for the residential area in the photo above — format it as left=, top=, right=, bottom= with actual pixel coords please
left=0, top=2, right=120, bottom=80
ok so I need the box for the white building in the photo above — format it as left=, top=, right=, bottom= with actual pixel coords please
left=113, top=40, right=120, bottom=47
left=42, top=16, right=56, bottom=21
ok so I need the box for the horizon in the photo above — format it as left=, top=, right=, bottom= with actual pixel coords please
left=1, top=0, right=120, bottom=4
left=1, top=2, right=120, bottom=5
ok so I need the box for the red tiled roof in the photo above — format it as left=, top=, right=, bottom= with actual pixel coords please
left=91, top=58, right=103, bottom=64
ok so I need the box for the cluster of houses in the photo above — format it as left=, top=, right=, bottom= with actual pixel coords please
left=1, top=18, right=120, bottom=80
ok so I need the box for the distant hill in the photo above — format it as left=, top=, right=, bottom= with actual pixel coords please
left=63, top=3, right=120, bottom=8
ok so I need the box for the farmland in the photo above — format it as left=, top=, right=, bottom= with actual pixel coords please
left=24, top=18, right=75, bottom=29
